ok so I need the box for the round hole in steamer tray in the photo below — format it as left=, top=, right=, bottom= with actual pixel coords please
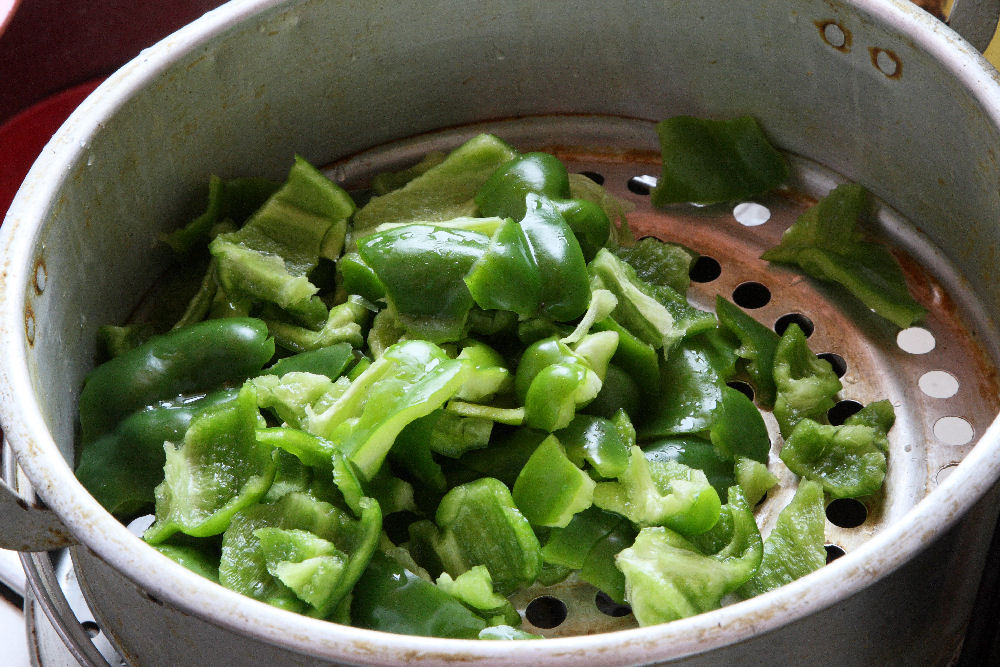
left=826, top=498, right=868, bottom=528
left=918, top=370, right=959, bottom=399
left=689, top=255, right=721, bottom=283
left=825, top=544, right=847, bottom=563
left=817, top=352, right=847, bottom=378
left=732, top=281, right=771, bottom=309
left=578, top=170, right=604, bottom=185
left=525, top=595, right=568, bottom=629
left=897, top=326, right=936, bottom=354
left=732, top=201, right=771, bottom=226
left=594, top=591, right=632, bottom=618
left=774, top=312, right=814, bottom=337
left=828, top=399, right=864, bottom=425
left=934, top=416, right=975, bottom=446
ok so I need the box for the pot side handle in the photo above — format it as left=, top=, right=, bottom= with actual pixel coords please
left=948, top=0, right=1000, bottom=52
left=0, top=440, right=77, bottom=552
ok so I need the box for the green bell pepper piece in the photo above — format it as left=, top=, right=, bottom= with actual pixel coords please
left=358, top=224, right=489, bottom=342
left=592, top=317, right=660, bottom=398
left=615, top=237, right=697, bottom=295
left=219, top=492, right=378, bottom=613
left=651, top=115, right=790, bottom=206
left=466, top=194, right=592, bottom=322
left=161, top=174, right=280, bottom=254
left=638, top=331, right=735, bottom=439
left=75, top=389, right=238, bottom=517
left=540, top=506, right=623, bottom=569
left=555, top=414, right=629, bottom=478
left=581, top=517, right=638, bottom=604
left=617, top=485, right=762, bottom=625
left=773, top=323, right=842, bottom=437
left=738, top=478, right=826, bottom=598
left=734, top=457, right=779, bottom=506
left=709, top=385, right=771, bottom=463
left=715, top=295, right=781, bottom=407
left=370, top=150, right=447, bottom=196
left=475, top=152, right=571, bottom=220
left=78, top=317, right=274, bottom=445
left=589, top=248, right=714, bottom=352
left=427, top=477, right=542, bottom=595
left=153, top=543, right=221, bottom=583
left=308, top=340, right=470, bottom=479
left=210, top=156, right=355, bottom=322
left=336, top=251, right=387, bottom=302
left=761, top=183, right=926, bottom=328
left=453, top=339, right=512, bottom=403
left=263, top=342, right=356, bottom=380
left=523, top=360, right=602, bottom=432
left=594, top=446, right=721, bottom=536
left=779, top=417, right=888, bottom=498
left=475, top=153, right=610, bottom=261
left=643, top=436, right=737, bottom=503
left=351, top=552, right=487, bottom=638
left=436, top=565, right=520, bottom=626
left=448, top=427, right=548, bottom=489
left=253, top=371, right=350, bottom=431
left=353, top=133, right=518, bottom=233
left=145, top=383, right=274, bottom=544
left=844, top=398, right=896, bottom=439
left=512, top=435, right=596, bottom=527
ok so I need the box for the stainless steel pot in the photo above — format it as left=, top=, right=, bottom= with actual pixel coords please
left=4, top=0, right=1000, bottom=664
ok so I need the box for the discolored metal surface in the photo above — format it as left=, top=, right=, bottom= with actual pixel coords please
left=329, top=114, right=1000, bottom=636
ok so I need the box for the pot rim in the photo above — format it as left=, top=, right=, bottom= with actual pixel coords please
left=3, top=0, right=1000, bottom=662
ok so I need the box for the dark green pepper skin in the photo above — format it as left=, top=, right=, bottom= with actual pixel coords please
left=475, top=152, right=571, bottom=221
left=75, top=390, right=238, bottom=517
left=351, top=552, right=487, bottom=638
left=643, top=436, right=737, bottom=502
left=78, top=318, right=275, bottom=445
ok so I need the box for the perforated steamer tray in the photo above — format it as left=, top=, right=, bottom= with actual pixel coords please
left=322, top=114, right=1000, bottom=637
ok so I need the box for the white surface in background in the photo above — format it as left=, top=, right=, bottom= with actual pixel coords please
left=0, top=596, right=29, bottom=666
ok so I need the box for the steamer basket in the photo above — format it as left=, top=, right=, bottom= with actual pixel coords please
left=3, top=0, right=1000, bottom=664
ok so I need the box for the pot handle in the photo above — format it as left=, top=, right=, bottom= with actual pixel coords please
left=0, top=439, right=76, bottom=552
left=948, top=0, right=1000, bottom=52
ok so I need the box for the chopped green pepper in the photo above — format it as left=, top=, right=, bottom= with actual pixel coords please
left=78, top=317, right=274, bottom=445
left=651, top=115, right=790, bottom=206
left=144, top=383, right=274, bottom=544
left=772, top=323, right=842, bottom=437
left=512, top=435, right=595, bottom=527
left=779, top=417, right=888, bottom=498
left=738, top=479, right=826, bottom=598
left=762, top=183, right=926, bottom=328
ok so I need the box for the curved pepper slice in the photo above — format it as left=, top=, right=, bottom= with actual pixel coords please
left=593, top=446, right=722, bottom=536
left=358, top=224, right=489, bottom=343
left=308, top=340, right=470, bottom=480
left=144, top=383, right=274, bottom=544
left=651, top=115, right=790, bottom=206
left=352, top=133, right=518, bottom=234
left=715, top=295, right=780, bottom=408
left=761, top=183, right=926, bottom=328
left=773, top=323, right=842, bottom=437
left=351, top=552, right=488, bottom=638
left=779, top=417, right=888, bottom=498
left=475, top=152, right=571, bottom=220
left=75, top=389, right=238, bottom=517
left=617, top=485, right=762, bottom=625
left=78, top=317, right=274, bottom=445
left=210, top=156, right=355, bottom=324
left=512, top=435, right=595, bottom=527
left=466, top=194, right=592, bottom=322
left=737, top=479, right=826, bottom=598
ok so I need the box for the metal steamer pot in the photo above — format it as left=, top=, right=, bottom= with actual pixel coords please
left=3, top=0, right=1000, bottom=664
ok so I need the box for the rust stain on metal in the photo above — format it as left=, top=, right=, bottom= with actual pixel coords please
left=869, top=47, right=903, bottom=79
left=815, top=19, right=852, bottom=53
left=32, top=256, right=46, bottom=295
left=24, top=301, right=35, bottom=346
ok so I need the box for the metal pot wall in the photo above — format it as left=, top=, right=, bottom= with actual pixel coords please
left=3, top=0, right=1000, bottom=664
